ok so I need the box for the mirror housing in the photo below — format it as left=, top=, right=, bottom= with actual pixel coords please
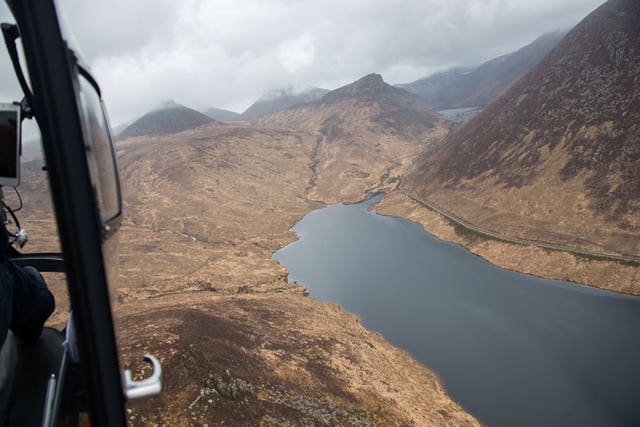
left=0, top=102, right=21, bottom=187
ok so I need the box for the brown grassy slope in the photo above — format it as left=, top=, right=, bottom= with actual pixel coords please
left=260, top=73, right=443, bottom=204
left=119, top=294, right=477, bottom=426
left=115, top=123, right=316, bottom=300
left=113, top=120, right=474, bottom=425
left=406, top=0, right=640, bottom=257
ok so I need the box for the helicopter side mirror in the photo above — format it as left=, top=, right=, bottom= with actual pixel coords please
left=0, top=102, right=21, bottom=188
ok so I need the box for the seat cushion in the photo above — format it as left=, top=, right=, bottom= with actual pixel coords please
left=9, top=327, right=64, bottom=427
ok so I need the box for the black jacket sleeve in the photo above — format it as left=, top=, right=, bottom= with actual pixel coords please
left=9, top=263, right=55, bottom=343
left=1, top=209, right=55, bottom=343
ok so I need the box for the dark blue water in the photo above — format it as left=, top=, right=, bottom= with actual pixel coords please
left=273, top=193, right=640, bottom=427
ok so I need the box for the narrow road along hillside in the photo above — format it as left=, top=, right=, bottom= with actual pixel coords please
left=398, top=177, right=640, bottom=264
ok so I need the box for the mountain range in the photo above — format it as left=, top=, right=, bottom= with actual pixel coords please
left=262, top=73, right=437, bottom=133
left=397, top=31, right=565, bottom=110
left=115, top=5, right=640, bottom=258
left=118, top=31, right=563, bottom=140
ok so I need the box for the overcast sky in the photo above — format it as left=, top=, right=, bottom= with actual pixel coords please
left=0, top=0, right=604, bottom=127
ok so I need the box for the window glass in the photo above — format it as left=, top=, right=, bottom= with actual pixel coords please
left=77, top=76, right=122, bottom=224
left=77, top=75, right=122, bottom=303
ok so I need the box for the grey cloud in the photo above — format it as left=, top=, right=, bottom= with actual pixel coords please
left=57, top=0, right=184, bottom=61
left=0, top=0, right=604, bottom=125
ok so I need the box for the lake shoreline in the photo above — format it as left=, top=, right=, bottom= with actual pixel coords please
left=374, top=190, right=640, bottom=296
left=274, top=192, right=640, bottom=426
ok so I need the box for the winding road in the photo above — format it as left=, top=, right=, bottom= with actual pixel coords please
left=397, top=176, right=640, bottom=264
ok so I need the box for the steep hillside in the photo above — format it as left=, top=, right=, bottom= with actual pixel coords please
left=118, top=101, right=215, bottom=139
left=398, top=32, right=564, bottom=109
left=260, top=73, right=444, bottom=203
left=406, top=0, right=640, bottom=256
left=242, top=86, right=329, bottom=119
left=203, top=107, right=241, bottom=122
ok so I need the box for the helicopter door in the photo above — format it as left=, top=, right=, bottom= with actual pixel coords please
left=6, top=0, right=127, bottom=424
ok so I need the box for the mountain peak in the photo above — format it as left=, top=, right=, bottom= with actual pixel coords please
left=119, top=102, right=215, bottom=139
left=352, top=73, right=385, bottom=89
left=320, top=73, right=391, bottom=103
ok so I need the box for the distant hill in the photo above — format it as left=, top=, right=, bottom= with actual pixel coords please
left=203, top=107, right=241, bottom=122
left=118, top=101, right=215, bottom=139
left=395, top=67, right=472, bottom=106
left=397, top=31, right=564, bottom=110
left=260, top=73, right=441, bottom=203
left=262, top=73, right=439, bottom=138
left=242, top=86, right=329, bottom=119
left=317, top=73, right=438, bottom=134
left=406, top=0, right=640, bottom=255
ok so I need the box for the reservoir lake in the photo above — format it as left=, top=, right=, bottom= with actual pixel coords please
left=273, top=193, right=640, bottom=427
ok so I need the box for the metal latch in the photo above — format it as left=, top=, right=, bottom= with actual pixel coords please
left=123, top=354, right=162, bottom=401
